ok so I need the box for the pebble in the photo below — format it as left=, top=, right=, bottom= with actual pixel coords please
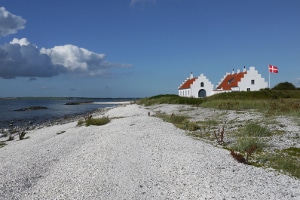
left=0, top=104, right=299, bottom=199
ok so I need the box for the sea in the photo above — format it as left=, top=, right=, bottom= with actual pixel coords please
left=0, top=97, right=135, bottom=129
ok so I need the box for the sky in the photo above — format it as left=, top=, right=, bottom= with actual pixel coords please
left=0, top=0, right=299, bottom=98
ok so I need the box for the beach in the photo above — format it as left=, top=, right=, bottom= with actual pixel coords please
left=0, top=104, right=299, bottom=199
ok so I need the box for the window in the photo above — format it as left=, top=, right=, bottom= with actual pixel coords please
left=251, top=80, right=255, bottom=85
left=228, top=78, right=234, bottom=85
left=200, top=82, right=204, bottom=87
left=247, top=88, right=250, bottom=91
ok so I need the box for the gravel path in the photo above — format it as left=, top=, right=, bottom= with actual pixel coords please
left=0, top=104, right=299, bottom=199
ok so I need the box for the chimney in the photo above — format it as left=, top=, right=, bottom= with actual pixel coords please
left=232, top=68, right=235, bottom=74
left=190, top=72, right=193, bottom=79
left=243, top=66, right=246, bottom=72
left=237, top=69, right=240, bottom=73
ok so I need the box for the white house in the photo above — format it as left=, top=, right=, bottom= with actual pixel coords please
left=178, top=73, right=214, bottom=97
left=215, top=66, right=268, bottom=92
left=178, top=66, right=268, bottom=98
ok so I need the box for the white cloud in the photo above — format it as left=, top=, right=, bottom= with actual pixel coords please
left=10, top=38, right=30, bottom=46
left=0, top=7, right=26, bottom=37
left=0, top=38, right=132, bottom=79
left=40, top=45, right=105, bottom=72
left=0, top=8, right=131, bottom=79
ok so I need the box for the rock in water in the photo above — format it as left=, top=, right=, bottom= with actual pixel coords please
left=14, top=106, right=48, bottom=111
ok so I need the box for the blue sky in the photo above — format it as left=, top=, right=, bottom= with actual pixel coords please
left=0, top=0, right=299, bottom=98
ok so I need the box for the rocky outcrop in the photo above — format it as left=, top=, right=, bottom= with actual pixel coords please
left=14, top=106, right=48, bottom=111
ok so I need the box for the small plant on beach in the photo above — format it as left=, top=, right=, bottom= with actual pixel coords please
left=214, top=126, right=225, bottom=145
left=155, top=112, right=200, bottom=131
left=56, top=131, right=66, bottom=135
left=18, top=131, right=27, bottom=140
left=230, top=137, right=265, bottom=164
left=0, top=141, right=6, bottom=148
left=77, top=116, right=110, bottom=127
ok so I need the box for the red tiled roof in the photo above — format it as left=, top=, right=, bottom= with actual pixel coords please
left=216, top=72, right=246, bottom=90
left=179, top=78, right=197, bottom=89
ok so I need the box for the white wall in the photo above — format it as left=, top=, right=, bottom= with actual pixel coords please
left=190, top=74, right=214, bottom=97
left=238, top=66, right=268, bottom=91
left=178, top=88, right=192, bottom=97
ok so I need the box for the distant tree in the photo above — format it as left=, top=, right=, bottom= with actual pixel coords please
left=272, top=82, right=296, bottom=90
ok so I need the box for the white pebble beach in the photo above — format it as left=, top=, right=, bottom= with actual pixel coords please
left=0, top=104, right=299, bottom=199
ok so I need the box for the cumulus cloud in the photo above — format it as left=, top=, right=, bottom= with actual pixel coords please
left=0, top=7, right=26, bottom=37
left=0, top=38, right=132, bottom=79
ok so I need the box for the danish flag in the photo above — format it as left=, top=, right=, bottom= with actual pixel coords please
left=269, top=64, right=278, bottom=73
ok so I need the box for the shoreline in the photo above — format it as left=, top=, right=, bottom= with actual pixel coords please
left=0, top=106, right=115, bottom=142
left=0, top=104, right=299, bottom=199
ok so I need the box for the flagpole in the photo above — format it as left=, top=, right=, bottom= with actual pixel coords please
left=269, top=66, right=271, bottom=89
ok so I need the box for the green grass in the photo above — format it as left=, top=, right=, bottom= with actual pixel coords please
left=241, top=122, right=272, bottom=137
left=139, top=93, right=300, bottom=178
left=137, top=94, right=203, bottom=106
left=255, top=148, right=300, bottom=178
left=138, top=92, right=300, bottom=116
left=155, top=112, right=200, bottom=131
left=231, top=137, right=265, bottom=153
left=77, top=116, right=110, bottom=127
left=0, top=141, right=6, bottom=148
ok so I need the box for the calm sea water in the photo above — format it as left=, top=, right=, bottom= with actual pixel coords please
left=0, top=98, right=133, bottom=129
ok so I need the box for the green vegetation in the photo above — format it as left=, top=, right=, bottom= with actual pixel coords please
left=138, top=94, right=203, bottom=106
left=0, top=141, right=6, bottom=148
left=231, top=137, right=265, bottom=154
left=77, top=116, right=110, bottom=127
left=272, top=82, right=296, bottom=90
left=138, top=90, right=300, bottom=178
left=255, top=148, right=300, bottom=178
left=155, top=112, right=200, bottom=131
left=241, top=122, right=272, bottom=137
left=138, top=90, right=300, bottom=117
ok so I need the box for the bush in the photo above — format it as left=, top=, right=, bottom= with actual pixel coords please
left=77, top=116, right=110, bottom=127
left=272, top=82, right=296, bottom=90
left=232, top=137, right=264, bottom=153
left=230, top=137, right=265, bottom=163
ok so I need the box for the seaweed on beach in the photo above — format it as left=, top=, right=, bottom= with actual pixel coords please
left=230, top=150, right=247, bottom=164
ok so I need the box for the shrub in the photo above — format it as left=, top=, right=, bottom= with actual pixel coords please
left=232, top=137, right=264, bottom=153
left=77, top=116, right=110, bottom=127
left=272, top=82, right=296, bottom=90
left=230, top=137, right=265, bottom=163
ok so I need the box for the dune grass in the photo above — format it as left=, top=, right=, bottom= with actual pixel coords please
left=137, top=91, right=300, bottom=116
